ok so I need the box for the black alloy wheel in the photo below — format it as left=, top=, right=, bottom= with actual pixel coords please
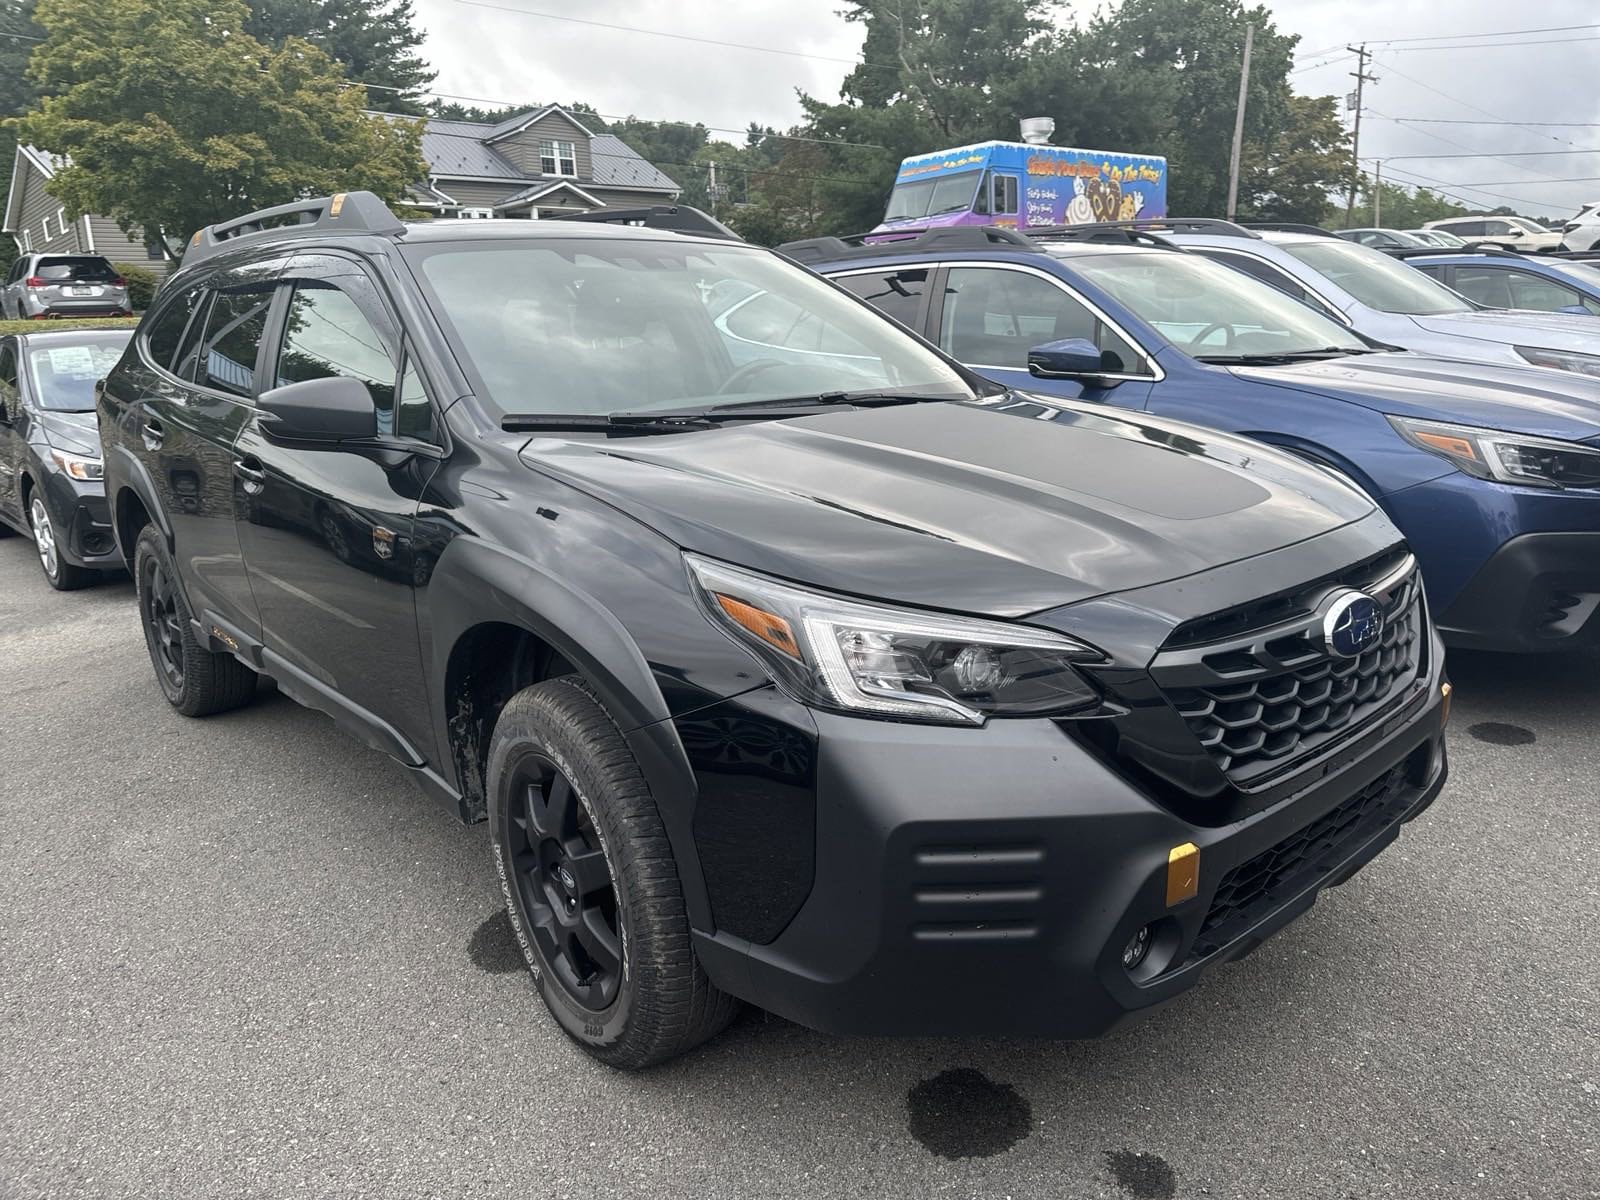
left=142, top=552, right=186, bottom=697
left=504, top=752, right=623, bottom=1012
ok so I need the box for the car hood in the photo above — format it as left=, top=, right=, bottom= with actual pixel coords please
left=518, top=400, right=1372, bottom=618
left=1406, top=308, right=1600, bottom=348
left=1231, top=352, right=1600, bottom=441
left=35, top=409, right=99, bottom=457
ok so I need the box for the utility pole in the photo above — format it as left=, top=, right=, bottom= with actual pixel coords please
left=1226, top=24, right=1254, bottom=220
left=708, top=160, right=719, bottom=216
left=1344, top=44, right=1377, bottom=223
left=1373, top=160, right=1382, bottom=226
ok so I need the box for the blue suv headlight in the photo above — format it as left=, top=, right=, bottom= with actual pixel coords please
left=1389, top=416, right=1600, bottom=489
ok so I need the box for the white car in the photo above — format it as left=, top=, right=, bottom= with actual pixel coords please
left=1423, top=215, right=1564, bottom=252
left=1560, top=203, right=1600, bottom=252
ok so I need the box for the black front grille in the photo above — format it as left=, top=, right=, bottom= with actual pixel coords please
left=1187, top=764, right=1411, bottom=962
left=1152, top=557, right=1425, bottom=788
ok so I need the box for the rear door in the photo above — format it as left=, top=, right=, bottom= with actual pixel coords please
left=130, top=260, right=281, bottom=637
left=231, top=251, right=442, bottom=764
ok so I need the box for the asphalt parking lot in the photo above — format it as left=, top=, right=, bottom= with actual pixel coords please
left=1, top=536, right=1596, bottom=1200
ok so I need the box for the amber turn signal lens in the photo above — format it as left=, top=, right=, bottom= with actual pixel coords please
left=714, top=593, right=801, bottom=659
left=1413, top=431, right=1480, bottom=462
left=1166, top=842, right=1199, bottom=907
left=1440, top=681, right=1453, bottom=727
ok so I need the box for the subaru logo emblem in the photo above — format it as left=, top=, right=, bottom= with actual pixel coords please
left=1322, top=590, right=1384, bottom=659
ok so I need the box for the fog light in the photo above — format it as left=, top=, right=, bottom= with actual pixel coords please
left=1121, top=925, right=1152, bottom=971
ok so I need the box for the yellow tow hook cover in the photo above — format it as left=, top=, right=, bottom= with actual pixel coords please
left=1167, top=842, right=1200, bottom=907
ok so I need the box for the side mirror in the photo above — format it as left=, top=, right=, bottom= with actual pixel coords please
left=257, top=376, right=375, bottom=444
left=1506, top=229, right=1524, bottom=238
left=1027, top=338, right=1114, bottom=380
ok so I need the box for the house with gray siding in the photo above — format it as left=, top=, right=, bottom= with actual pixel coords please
left=3, top=144, right=169, bottom=273
left=395, top=105, right=681, bottom=219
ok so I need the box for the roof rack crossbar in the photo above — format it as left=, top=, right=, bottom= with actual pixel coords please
left=1238, top=222, right=1338, bottom=237
left=1386, top=243, right=1525, bottom=260
left=1024, top=225, right=1177, bottom=249
left=778, top=224, right=1032, bottom=262
left=185, top=191, right=404, bottom=265
left=546, top=205, right=741, bottom=241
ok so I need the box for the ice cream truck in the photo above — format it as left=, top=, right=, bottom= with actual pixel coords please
left=873, top=119, right=1168, bottom=235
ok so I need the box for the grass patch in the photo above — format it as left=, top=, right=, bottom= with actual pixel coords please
left=0, top=317, right=139, bottom=336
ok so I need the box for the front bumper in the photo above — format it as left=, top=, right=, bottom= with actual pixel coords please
left=693, top=655, right=1449, bottom=1039
left=42, top=473, right=119, bottom=567
left=1435, top=531, right=1600, bottom=652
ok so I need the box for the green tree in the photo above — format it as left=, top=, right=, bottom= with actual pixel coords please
left=1337, top=180, right=1466, bottom=230
left=242, top=0, right=435, bottom=114
left=1238, top=95, right=1351, bottom=224
left=0, top=0, right=42, bottom=276
left=13, top=0, right=425, bottom=253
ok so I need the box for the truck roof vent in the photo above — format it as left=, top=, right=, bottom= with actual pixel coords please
left=1020, top=117, right=1055, bottom=145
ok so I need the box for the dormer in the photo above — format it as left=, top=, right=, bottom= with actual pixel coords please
left=483, top=106, right=595, bottom=181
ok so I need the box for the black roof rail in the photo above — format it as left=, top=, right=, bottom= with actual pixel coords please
left=545, top=205, right=740, bottom=241
left=1385, top=243, right=1525, bottom=260
left=1240, top=222, right=1338, bottom=237
left=1025, top=225, right=1178, bottom=249
left=1550, top=250, right=1600, bottom=262
left=185, top=191, right=404, bottom=265
left=777, top=224, right=1032, bottom=263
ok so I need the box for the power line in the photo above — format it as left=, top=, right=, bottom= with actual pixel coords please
left=1367, top=22, right=1599, bottom=44
left=450, top=0, right=900, bottom=75
left=1383, top=117, right=1600, bottom=129
left=1377, top=59, right=1593, bottom=152
left=1382, top=35, right=1600, bottom=52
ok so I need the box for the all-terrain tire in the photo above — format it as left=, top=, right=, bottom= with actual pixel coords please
left=133, top=524, right=257, bottom=717
left=487, top=675, right=740, bottom=1069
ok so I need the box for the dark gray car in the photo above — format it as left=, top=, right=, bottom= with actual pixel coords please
left=1, top=253, right=132, bottom=320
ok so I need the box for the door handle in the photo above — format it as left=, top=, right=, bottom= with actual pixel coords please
left=233, top=455, right=267, bottom=494
left=141, top=416, right=165, bottom=451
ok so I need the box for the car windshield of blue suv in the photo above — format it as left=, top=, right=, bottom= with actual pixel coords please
left=26, top=340, right=125, bottom=411
left=404, top=238, right=976, bottom=416
left=1281, top=239, right=1475, bottom=315
left=1065, top=251, right=1370, bottom=360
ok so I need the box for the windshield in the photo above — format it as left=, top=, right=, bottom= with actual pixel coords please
left=1508, top=218, right=1549, bottom=235
left=1282, top=239, right=1475, bottom=315
left=26, top=336, right=129, bottom=411
left=403, top=238, right=974, bottom=416
left=1067, top=251, right=1368, bottom=358
left=36, top=257, right=118, bottom=283
left=884, top=170, right=983, bottom=222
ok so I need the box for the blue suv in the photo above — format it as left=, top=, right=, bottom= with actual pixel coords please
left=786, top=223, right=1600, bottom=653
left=1392, top=245, right=1600, bottom=317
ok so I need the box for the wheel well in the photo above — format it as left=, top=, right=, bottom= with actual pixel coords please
left=444, top=622, right=576, bottom=822
left=113, top=489, right=153, bottom=565
left=18, top=471, right=34, bottom=507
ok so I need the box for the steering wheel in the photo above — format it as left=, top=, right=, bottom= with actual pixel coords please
left=1188, top=322, right=1237, bottom=351
left=717, top=358, right=791, bottom=395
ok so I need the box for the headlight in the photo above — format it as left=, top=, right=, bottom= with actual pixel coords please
left=1389, top=416, right=1600, bottom=489
left=1515, top=345, right=1600, bottom=378
left=49, top=449, right=103, bottom=481
left=685, top=554, right=1102, bottom=725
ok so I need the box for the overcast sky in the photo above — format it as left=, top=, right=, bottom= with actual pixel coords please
left=412, top=0, right=1600, bottom=218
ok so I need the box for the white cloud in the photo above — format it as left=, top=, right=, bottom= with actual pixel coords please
left=411, top=0, right=1600, bottom=217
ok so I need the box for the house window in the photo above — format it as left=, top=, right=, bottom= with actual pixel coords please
left=56, top=207, right=66, bottom=234
left=20, top=229, right=31, bottom=251
left=455, top=207, right=494, bottom=220
left=539, top=139, right=577, bottom=176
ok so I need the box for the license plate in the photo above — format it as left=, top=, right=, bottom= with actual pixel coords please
left=68, top=286, right=99, bottom=296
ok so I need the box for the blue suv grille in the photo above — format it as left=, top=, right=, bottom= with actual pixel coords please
left=1152, top=557, right=1425, bottom=788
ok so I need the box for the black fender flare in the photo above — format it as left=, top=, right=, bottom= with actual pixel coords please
left=425, top=536, right=715, bottom=930
left=105, top=442, right=175, bottom=560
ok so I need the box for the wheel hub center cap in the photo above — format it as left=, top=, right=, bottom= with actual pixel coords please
left=556, top=863, right=577, bottom=894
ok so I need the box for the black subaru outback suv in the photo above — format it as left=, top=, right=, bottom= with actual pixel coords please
left=98, top=193, right=1450, bottom=1068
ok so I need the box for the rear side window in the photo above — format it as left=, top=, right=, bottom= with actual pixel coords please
left=834, top=269, right=928, bottom=331
left=36, top=256, right=118, bottom=283
left=145, top=287, right=204, bottom=372
left=198, top=286, right=274, bottom=398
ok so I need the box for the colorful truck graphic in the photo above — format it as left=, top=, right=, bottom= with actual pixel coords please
left=873, top=141, right=1169, bottom=234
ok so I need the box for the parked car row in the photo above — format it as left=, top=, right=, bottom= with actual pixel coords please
left=14, top=189, right=1600, bottom=1073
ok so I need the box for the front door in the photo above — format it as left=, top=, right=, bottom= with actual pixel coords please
left=232, top=252, right=441, bottom=765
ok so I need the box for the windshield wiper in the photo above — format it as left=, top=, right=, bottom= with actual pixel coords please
left=501, top=412, right=716, bottom=435
left=502, top=392, right=958, bottom=436
left=1195, top=347, right=1371, bottom=365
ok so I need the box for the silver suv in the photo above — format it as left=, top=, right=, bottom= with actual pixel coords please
left=1, top=254, right=132, bottom=320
